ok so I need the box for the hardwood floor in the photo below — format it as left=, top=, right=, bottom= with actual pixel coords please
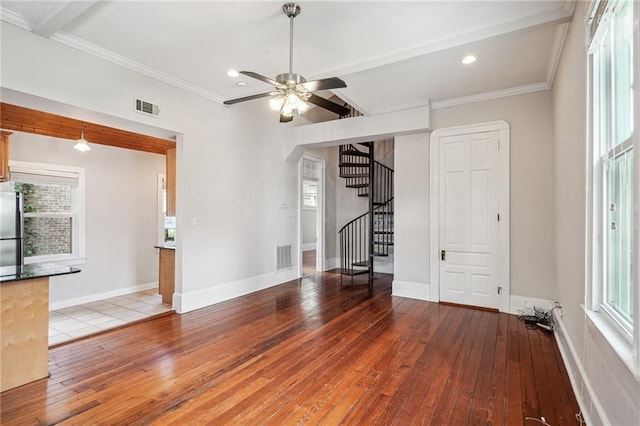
left=0, top=271, right=580, bottom=425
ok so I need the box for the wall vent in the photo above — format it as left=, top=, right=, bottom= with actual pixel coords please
left=276, top=244, right=292, bottom=271
left=134, top=98, right=160, bottom=117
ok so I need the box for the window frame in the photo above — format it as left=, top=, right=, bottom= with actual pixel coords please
left=302, top=179, right=318, bottom=210
left=587, top=0, right=640, bottom=377
left=9, top=160, right=87, bottom=265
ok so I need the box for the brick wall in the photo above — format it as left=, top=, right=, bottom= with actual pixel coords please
left=22, top=183, right=72, bottom=257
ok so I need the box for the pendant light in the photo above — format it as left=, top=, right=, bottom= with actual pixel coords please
left=74, top=125, right=91, bottom=152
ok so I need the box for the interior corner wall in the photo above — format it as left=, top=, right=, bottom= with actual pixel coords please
left=552, top=1, right=640, bottom=423
left=1, top=22, right=298, bottom=313
left=393, top=132, right=431, bottom=299
left=431, top=90, right=556, bottom=301
left=8, top=133, right=165, bottom=304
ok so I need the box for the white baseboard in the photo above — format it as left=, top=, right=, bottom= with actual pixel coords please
left=392, top=280, right=433, bottom=301
left=509, top=294, right=554, bottom=315
left=553, top=312, right=605, bottom=426
left=174, top=269, right=299, bottom=314
left=302, top=243, right=316, bottom=251
left=323, top=257, right=339, bottom=271
left=49, top=282, right=158, bottom=311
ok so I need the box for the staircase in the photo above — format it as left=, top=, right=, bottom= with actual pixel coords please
left=338, top=142, right=394, bottom=286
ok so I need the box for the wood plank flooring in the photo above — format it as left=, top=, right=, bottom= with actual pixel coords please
left=0, top=271, right=580, bottom=425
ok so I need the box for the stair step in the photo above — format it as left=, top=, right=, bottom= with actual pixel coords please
left=357, top=193, right=369, bottom=197
left=340, top=173, right=369, bottom=178
left=372, top=252, right=389, bottom=256
left=340, top=150, right=370, bottom=158
left=339, top=268, right=369, bottom=276
left=373, top=211, right=394, bottom=215
left=374, top=241, right=394, bottom=246
left=374, top=231, right=393, bottom=234
left=346, top=183, right=368, bottom=188
left=352, top=260, right=369, bottom=267
left=339, top=162, right=369, bottom=167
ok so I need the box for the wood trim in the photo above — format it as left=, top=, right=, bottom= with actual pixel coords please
left=0, top=103, right=175, bottom=155
left=165, top=147, right=176, bottom=216
left=0, top=131, right=11, bottom=182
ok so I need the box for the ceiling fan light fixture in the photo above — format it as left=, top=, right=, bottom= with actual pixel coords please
left=226, top=69, right=240, bottom=77
left=270, top=97, right=285, bottom=111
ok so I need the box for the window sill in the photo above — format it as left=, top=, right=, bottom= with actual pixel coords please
left=582, top=305, right=640, bottom=381
left=25, top=257, right=86, bottom=267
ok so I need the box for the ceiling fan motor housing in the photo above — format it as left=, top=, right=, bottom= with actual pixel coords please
left=276, top=73, right=306, bottom=85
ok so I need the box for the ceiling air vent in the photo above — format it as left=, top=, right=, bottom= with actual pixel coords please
left=134, top=98, right=160, bottom=117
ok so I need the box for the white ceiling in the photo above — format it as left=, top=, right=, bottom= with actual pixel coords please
left=1, top=1, right=573, bottom=116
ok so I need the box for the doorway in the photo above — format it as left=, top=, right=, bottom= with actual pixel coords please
left=299, top=154, right=325, bottom=276
left=429, top=121, right=510, bottom=312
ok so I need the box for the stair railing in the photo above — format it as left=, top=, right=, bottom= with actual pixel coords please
left=338, top=143, right=394, bottom=285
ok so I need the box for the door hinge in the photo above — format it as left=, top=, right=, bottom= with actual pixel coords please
left=497, top=286, right=502, bottom=294
left=497, top=213, right=500, bottom=222
left=441, top=250, right=446, bottom=261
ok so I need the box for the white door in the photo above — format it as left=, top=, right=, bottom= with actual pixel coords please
left=438, top=130, right=500, bottom=309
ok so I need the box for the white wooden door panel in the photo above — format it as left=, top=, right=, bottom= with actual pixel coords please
left=439, top=131, right=499, bottom=309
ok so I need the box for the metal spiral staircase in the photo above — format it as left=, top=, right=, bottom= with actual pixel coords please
left=338, top=142, right=394, bottom=287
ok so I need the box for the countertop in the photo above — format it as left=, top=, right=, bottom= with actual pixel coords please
left=155, top=245, right=176, bottom=250
left=0, top=263, right=81, bottom=283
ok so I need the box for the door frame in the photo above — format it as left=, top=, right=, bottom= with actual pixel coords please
left=298, top=153, right=325, bottom=275
left=429, top=120, right=510, bottom=312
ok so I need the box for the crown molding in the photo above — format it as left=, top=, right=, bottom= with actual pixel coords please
left=430, top=82, right=551, bottom=110
left=0, top=7, right=33, bottom=31
left=49, top=31, right=224, bottom=104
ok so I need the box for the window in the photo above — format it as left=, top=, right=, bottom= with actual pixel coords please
left=9, top=161, right=86, bottom=264
left=590, top=0, right=636, bottom=339
left=303, top=180, right=318, bottom=209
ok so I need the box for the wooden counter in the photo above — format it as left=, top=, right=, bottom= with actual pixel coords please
left=0, top=264, right=79, bottom=392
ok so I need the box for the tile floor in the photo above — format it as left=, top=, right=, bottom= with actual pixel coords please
left=49, top=289, right=172, bottom=346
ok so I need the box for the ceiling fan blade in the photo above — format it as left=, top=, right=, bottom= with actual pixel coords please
left=300, top=77, right=347, bottom=92
left=280, top=113, right=294, bottom=123
left=223, top=92, right=274, bottom=105
left=239, top=71, right=281, bottom=87
left=306, top=94, right=350, bottom=116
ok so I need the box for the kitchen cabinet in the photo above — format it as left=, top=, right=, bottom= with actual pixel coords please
left=1, top=264, right=80, bottom=392
left=0, top=131, right=11, bottom=182
left=157, top=247, right=175, bottom=305
left=165, top=147, right=176, bottom=216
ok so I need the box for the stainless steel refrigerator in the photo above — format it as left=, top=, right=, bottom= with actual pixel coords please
left=0, top=192, right=24, bottom=275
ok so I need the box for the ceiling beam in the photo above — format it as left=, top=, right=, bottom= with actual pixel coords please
left=0, top=103, right=175, bottom=155
left=32, top=1, right=99, bottom=37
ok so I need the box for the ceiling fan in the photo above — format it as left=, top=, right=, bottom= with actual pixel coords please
left=223, top=2, right=350, bottom=123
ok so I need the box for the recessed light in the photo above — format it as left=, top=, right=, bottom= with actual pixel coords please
left=227, top=69, right=240, bottom=77
left=461, top=55, right=476, bottom=65
left=237, top=81, right=248, bottom=87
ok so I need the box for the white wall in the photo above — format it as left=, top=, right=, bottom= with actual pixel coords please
left=552, top=2, right=640, bottom=424
left=432, top=91, right=556, bottom=300
left=8, top=132, right=165, bottom=305
left=1, top=22, right=298, bottom=313
left=393, top=91, right=555, bottom=302
left=393, top=132, right=431, bottom=299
